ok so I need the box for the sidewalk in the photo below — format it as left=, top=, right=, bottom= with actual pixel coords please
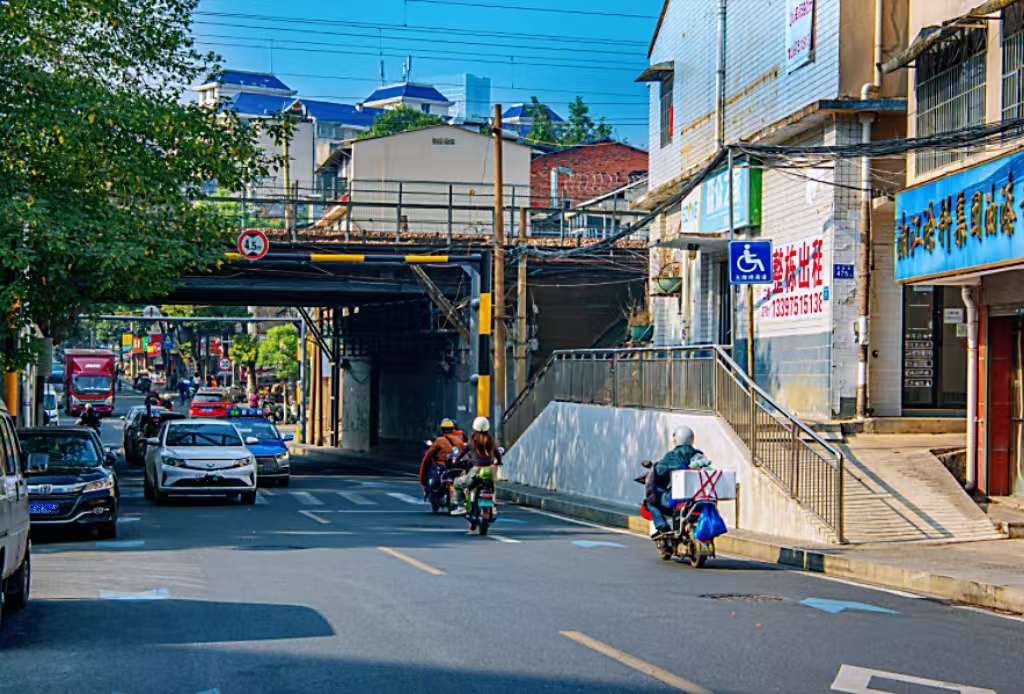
left=497, top=481, right=1024, bottom=615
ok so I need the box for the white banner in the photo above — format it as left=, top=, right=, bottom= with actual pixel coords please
left=759, top=235, right=825, bottom=323
left=785, top=0, right=815, bottom=72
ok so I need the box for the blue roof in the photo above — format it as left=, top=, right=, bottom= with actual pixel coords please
left=223, top=93, right=296, bottom=117
left=300, top=99, right=384, bottom=128
left=503, top=103, right=563, bottom=122
left=365, top=83, right=450, bottom=104
left=210, top=70, right=292, bottom=92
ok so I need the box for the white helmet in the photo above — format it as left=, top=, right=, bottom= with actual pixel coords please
left=472, top=416, right=490, bottom=433
left=671, top=426, right=694, bottom=448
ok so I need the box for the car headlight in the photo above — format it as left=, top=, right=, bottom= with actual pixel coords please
left=274, top=452, right=290, bottom=465
left=83, top=477, right=114, bottom=492
left=234, top=457, right=255, bottom=468
left=161, top=456, right=187, bottom=468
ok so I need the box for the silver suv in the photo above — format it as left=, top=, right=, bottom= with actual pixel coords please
left=0, top=397, right=31, bottom=622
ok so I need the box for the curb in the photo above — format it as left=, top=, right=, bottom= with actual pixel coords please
left=498, top=486, right=1024, bottom=615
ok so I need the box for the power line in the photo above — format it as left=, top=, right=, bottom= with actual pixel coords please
left=405, top=0, right=658, bottom=19
left=193, top=10, right=649, bottom=47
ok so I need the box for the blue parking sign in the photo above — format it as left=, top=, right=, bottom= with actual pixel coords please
left=728, top=240, right=772, bottom=285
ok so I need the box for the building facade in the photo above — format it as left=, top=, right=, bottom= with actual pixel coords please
left=439, top=73, right=493, bottom=121
left=530, top=140, right=648, bottom=209
left=888, top=0, right=1024, bottom=496
left=641, top=0, right=909, bottom=420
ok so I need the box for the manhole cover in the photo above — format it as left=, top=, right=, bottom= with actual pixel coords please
left=701, top=594, right=783, bottom=602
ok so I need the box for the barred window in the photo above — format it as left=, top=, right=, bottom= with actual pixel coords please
left=660, top=75, right=674, bottom=149
left=915, top=28, right=987, bottom=175
left=1002, top=1, right=1024, bottom=121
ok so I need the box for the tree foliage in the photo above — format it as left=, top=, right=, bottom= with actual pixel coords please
left=524, top=97, right=557, bottom=145
left=0, top=0, right=283, bottom=369
left=257, top=324, right=299, bottom=381
left=559, top=96, right=613, bottom=146
left=228, top=333, right=258, bottom=368
left=357, top=106, right=444, bottom=140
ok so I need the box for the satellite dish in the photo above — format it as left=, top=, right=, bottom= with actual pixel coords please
left=142, top=306, right=161, bottom=318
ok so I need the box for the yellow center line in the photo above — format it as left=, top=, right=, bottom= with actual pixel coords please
left=378, top=546, right=446, bottom=576
left=560, top=631, right=714, bottom=694
left=299, top=510, right=330, bottom=525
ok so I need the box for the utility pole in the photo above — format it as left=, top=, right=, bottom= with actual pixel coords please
left=283, top=134, right=293, bottom=239
left=516, top=206, right=529, bottom=394
left=493, top=104, right=507, bottom=430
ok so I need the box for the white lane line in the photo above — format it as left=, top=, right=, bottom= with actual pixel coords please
left=260, top=487, right=275, bottom=496
left=256, top=491, right=270, bottom=505
left=117, top=517, right=141, bottom=524
left=521, top=507, right=641, bottom=537
left=299, top=510, right=330, bottom=525
left=487, top=534, right=521, bottom=544
left=99, top=588, right=170, bottom=601
left=315, top=510, right=428, bottom=514
left=387, top=492, right=428, bottom=505
left=831, top=665, right=995, bottom=694
left=797, top=572, right=928, bottom=599
left=954, top=604, right=1024, bottom=624
left=120, top=492, right=145, bottom=499
left=338, top=491, right=376, bottom=506
left=291, top=491, right=324, bottom=506
left=96, top=540, right=145, bottom=549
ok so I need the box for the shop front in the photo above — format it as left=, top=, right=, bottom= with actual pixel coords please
left=895, top=146, right=1024, bottom=496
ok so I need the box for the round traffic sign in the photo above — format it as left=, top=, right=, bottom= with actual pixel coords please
left=218, top=358, right=232, bottom=372
left=237, top=229, right=269, bottom=261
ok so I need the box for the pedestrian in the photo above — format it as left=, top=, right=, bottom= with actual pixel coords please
left=178, top=377, right=189, bottom=406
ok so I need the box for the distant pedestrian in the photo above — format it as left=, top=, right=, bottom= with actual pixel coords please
left=178, top=378, right=190, bottom=406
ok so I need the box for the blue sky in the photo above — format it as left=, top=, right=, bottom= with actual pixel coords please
left=192, top=0, right=660, bottom=147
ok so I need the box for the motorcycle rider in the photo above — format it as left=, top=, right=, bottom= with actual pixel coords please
left=78, top=404, right=102, bottom=432
left=641, top=426, right=711, bottom=537
left=451, top=416, right=501, bottom=515
left=419, top=418, right=466, bottom=497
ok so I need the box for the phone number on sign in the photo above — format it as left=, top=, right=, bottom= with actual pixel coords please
left=762, top=291, right=824, bottom=320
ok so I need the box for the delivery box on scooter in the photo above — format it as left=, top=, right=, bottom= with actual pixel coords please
left=670, top=469, right=737, bottom=501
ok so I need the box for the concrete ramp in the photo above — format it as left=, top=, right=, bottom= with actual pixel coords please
left=840, top=435, right=1003, bottom=544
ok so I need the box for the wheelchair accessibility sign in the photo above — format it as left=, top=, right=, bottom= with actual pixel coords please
left=728, top=240, right=772, bottom=285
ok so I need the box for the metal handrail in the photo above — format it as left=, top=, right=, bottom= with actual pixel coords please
left=503, top=344, right=845, bottom=543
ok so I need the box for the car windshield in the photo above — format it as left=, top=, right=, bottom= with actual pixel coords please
left=43, top=393, right=57, bottom=410
left=21, top=434, right=100, bottom=467
left=193, top=393, right=226, bottom=403
left=72, top=375, right=111, bottom=394
left=230, top=419, right=280, bottom=441
left=165, top=423, right=242, bottom=447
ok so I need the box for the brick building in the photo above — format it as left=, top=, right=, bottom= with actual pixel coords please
left=530, top=140, right=647, bottom=208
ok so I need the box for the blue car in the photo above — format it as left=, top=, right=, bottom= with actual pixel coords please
left=227, top=409, right=294, bottom=487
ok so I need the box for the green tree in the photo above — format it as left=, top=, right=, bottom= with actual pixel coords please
left=257, top=324, right=299, bottom=381
left=0, top=0, right=284, bottom=371
left=228, top=333, right=259, bottom=395
left=559, top=96, right=613, bottom=146
left=524, top=97, right=557, bottom=145
left=357, top=106, right=444, bottom=140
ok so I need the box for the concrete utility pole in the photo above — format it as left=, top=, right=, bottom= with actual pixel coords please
left=516, top=206, right=529, bottom=395
left=282, top=134, right=293, bottom=240
left=493, top=104, right=507, bottom=430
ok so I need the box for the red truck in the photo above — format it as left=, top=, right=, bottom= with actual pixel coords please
left=64, top=349, right=117, bottom=417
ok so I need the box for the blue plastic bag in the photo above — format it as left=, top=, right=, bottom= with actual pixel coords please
left=693, top=503, right=728, bottom=542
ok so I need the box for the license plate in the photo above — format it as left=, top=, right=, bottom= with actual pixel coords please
left=479, top=499, right=493, bottom=507
left=696, top=541, right=714, bottom=554
left=30, top=502, right=61, bottom=515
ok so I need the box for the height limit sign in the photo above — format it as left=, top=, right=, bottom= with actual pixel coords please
left=237, top=229, right=269, bottom=261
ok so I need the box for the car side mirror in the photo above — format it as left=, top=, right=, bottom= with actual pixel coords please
left=245, top=436, right=259, bottom=445
left=145, top=437, right=160, bottom=446
left=104, top=452, right=116, bottom=467
left=119, top=416, right=126, bottom=421
left=26, top=453, right=49, bottom=473
left=283, top=434, right=294, bottom=442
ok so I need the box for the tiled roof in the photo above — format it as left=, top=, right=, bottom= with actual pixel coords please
left=208, top=70, right=292, bottom=92
left=502, top=103, right=564, bottom=122
left=365, top=83, right=451, bottom=104
left=299, top=99, right=384, bottom=128
left=223, top=93, right=296, bottom=117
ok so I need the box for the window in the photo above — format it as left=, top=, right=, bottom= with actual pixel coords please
left=72, top=375, right=112, bottom=394
left=1002, top=1, right=1024, bottom=121
left=421, top=104, right=431, bottom=113
left=21, top=434, right=100, bottom=467
left=915, top=28, right=987, bottom=174
left=659, top=75, right=674, bottom=149
left=165, top=423, right=243, bottom=447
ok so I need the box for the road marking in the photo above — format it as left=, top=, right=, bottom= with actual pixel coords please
left=120, top=492, right=144, bottom=499
left=96, top=540, right=145, bottom=549
left=495, top=518, right=527, bottom=524
left=378, top=546, right=445, bottom=576
left=522, top=507, right=638, bottom=536
left=99, top=588, right=170, bottom=601
left=359, top=481, right=392, bottom=487
left=299, top=510, right=330, bottom=525
left=315, top=510, right=428, bottom=514
left=560, top=631, right=713, bottom=694
left=487, top=534, right=521, bottom=544
left=801, top=598, right=898, bottom=615
left=338, top=491, right=376, bottom=505
left=797, top=573, right=927, bottom=599
left=117, top=517, right=141, bottom=524
left=573, top=540, right=626, bottom=549
left=260, top=487, right=275, bottom=496
left=256, top=491, right=270, bottom=505
left=197, top=690, right=222, bottom=694
left=291, top=491, right=324, bottom=506
left=387, top=492, right=427, bottom=505
left=954, top=604, right=1024, bottom=624
left=830, top=664, right=996, bottom=693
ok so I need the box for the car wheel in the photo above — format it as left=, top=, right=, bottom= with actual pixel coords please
left=154, top=484, right=167, bottom=505
left=3, top=542, right=30, bottom=612
left=240, top=491, right=257, bottom=505
left=278, top=477, right=290, bottom=488
left=98, top=522, right=117, bottom=540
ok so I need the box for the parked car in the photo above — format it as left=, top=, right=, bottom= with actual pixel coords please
left=188, top=388, right=234, bottom=418
left=144, top=418, right=258, bottom=504
left=19, top=427, right=119, bottom=539
left=121, top=405, right=167, bottom=464
left=43, top=387, right=60, bottom=426
left=227, top=410, right=294, bottom=487
left=0, top=397, right=31, bottom=618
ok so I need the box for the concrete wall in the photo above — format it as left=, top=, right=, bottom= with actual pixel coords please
left=341, top=359, right=372, bottom=452
left=504, top=401, right=837, bottom=544
left=377, top=362, right=457, bottom=443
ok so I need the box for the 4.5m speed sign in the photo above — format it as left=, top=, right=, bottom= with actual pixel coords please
left=237, top=229, right=269, bottom=261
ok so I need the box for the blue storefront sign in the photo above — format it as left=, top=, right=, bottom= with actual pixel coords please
left=729, top=240, right=773, bottom=285
left=895, top=148, right=1024, bottom=282
left=698, top=166, right=763, bottom=235
left=833, top=264, right=854, bottom=280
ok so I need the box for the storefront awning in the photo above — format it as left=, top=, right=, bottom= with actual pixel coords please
left=636, top=61, right=675, bottom=83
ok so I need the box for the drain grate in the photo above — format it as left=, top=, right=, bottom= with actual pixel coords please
left=701, top=594, right=784, bottom=602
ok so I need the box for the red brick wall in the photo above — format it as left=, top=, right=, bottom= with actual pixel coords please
left=530, top=142, right=647, bottom=208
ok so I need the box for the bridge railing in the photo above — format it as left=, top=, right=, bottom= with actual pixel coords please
left=503, top=346, right=846, bottom=543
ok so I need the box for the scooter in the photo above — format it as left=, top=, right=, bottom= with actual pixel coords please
left=463, top=465, right=497, bottom=536
left=635, top=461, right=718, bottom=568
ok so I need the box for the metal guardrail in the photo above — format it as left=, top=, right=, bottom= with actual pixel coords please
left=503, top=345, right=846, bottom=543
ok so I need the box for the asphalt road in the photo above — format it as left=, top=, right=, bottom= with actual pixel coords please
left=1, top=392, right=1021, bottom=693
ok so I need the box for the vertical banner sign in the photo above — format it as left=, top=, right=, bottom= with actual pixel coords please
left=760, top=235, right=826, bottom=322
left=121, top=333, right=133, bottom=355
left=786, top=0, right=815, bottom=72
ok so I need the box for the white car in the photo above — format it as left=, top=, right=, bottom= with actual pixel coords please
left=143, top=419, right=258, bottom=505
